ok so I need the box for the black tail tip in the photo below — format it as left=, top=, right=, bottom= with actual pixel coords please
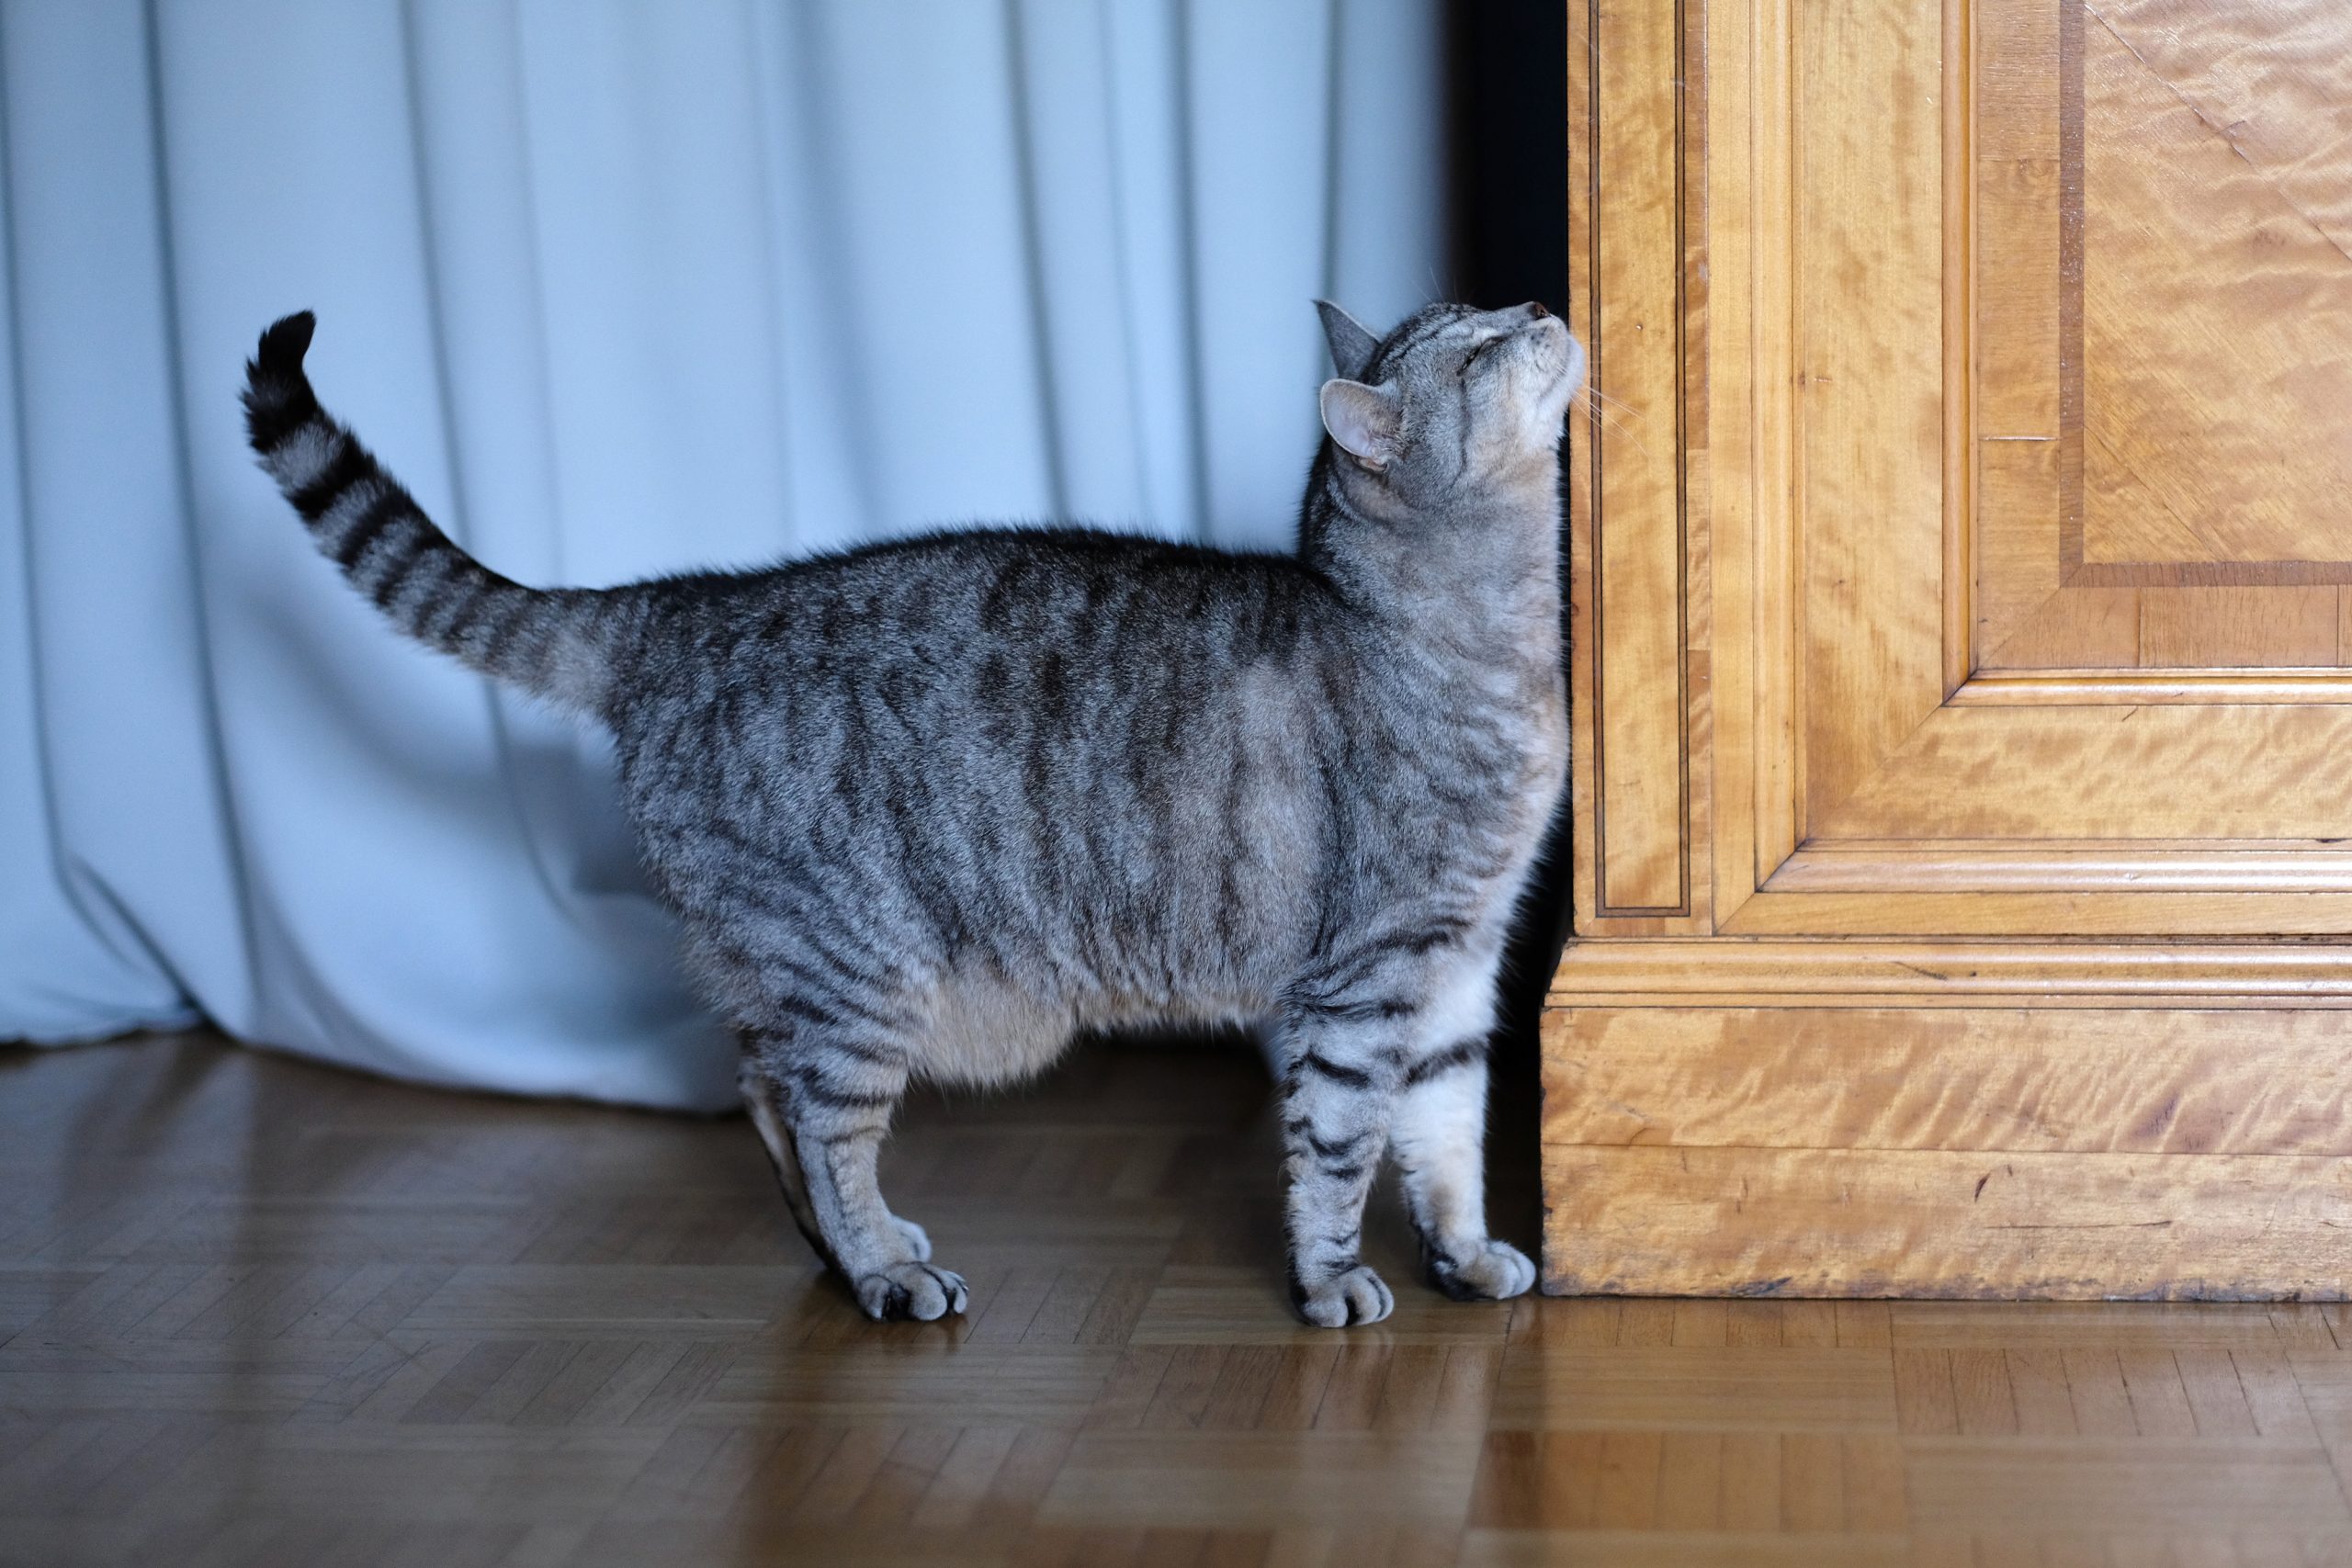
left=255, top=310, right=316, bottom=376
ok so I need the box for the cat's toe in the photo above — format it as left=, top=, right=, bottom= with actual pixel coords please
left=891, top=1215, right=933, bottom=1261
left=855, top=1262, right=968, bottom=1322
left=1295, top=1264, right=1395, bottom=1328
left=1426, top=1238, right=1537, bottom=1302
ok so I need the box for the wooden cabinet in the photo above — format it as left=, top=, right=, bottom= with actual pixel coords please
left=1545, top=0, right=2352, bottom=1297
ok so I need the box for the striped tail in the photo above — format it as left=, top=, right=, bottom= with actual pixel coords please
left=242, top=311, right=619, bottom=717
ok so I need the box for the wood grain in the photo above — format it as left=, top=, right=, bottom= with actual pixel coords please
left=1720, top=890, right=2352, bottom=937
left=1667, top=0, right=2352, bottom=940
left=1542, top=1143, right=2352, bottom=1301
left=2076, top=0, right=2352, bottom=580
left=1950, top=670, right=2352, bottom=704
left=2138, top=586, right=2345, bottom=669
left=1973, top=437, right=2064, bottom=652
left=1815, top=703, right=2352, bottom=841
left=1794, top=0, right=1948, bottom=829
left=1544, top=1007, right=2352, bottom=1155
left=26, top=1032, right=2352, bottom=1562
left=1550, top=939, right=2352, bottom=1004
left=1763, top=845, right=2352, bottom=894
left=1571, top=0, right=1694, bottom=919
left=1572, top=0, right=2352, bottom=1340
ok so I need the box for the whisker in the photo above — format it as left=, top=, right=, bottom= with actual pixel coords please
left=1573, top=386, right=1658, bottom=461
left=1582, top=384, right=1644, bottom=418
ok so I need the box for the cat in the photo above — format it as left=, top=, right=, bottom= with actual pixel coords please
left=243, top=298, right=1581, bottom=1326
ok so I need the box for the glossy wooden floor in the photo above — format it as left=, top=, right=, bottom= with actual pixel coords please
left=6, top=1032, right=2352, bottom=1566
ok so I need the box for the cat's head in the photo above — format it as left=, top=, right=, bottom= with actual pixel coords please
left=1314, top=299, right=1584, bottom=506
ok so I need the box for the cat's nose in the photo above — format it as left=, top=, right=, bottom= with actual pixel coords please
left=1525, top=301, right=1551, bottom=320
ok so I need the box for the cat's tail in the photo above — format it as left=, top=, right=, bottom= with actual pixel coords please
left=242, top=311, right=622, bottom=719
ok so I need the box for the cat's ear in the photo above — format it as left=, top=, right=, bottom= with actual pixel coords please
left=1319, top=378, right=1401, bottom=470
left=1315, top=299, right=1380, bottom=381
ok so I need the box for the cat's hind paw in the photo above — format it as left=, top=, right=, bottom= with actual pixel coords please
left=855, top=1262, right=968, bottom=1322
left=1294, top=1263, right=1395, bottom=1327
left=1425, top=1237, right=1537, bottom=1302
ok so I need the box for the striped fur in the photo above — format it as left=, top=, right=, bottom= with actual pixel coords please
left=243, top=301, right=1582, bottom=1326
left=242, top=312, right=621, bottom=716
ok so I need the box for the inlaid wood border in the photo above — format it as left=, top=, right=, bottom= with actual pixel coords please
left=1555, top=938, right=2352, bottom=1008
left=1568, top=0, right=1702, bottom=926
left=2052, top=0, right=2352, bottom=591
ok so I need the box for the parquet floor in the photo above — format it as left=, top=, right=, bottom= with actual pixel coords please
left=6, top=1032, right=2352, bottom=1566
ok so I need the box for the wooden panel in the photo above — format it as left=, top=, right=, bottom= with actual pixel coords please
left=1542, top=1142, right=2352, bottom=1300
left=1973, top=0, right=2059, bottom=165
left=1975, top=585, right=2139, bottom=670
left=1729, top=0, right=2351, bottom=916
left=1572, top=0, right=1691, bottom=919
left=2138, top=586, right=2343, bottom=668
left=1815, top=703, right=2352, bottom=841
left=2075, top=0, right=2352, bottom=580
left=1967, top=0, right=2352, bottom=671
left=1700, top=0, right=1790, bottom=927
left=1551, top=0, right=2352, bottom=1303
left=1795, top=0, right=1947, bottom=827
left=1544, top=1008, right=2352, bottom=1155
left=1972, top=439, right=2062, bottom=652
left=1972, top=154, right=2058, bottom=439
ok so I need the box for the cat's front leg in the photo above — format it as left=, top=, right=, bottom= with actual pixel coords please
left=1277, top=1017, right=1403, bottom=1326
left=1389, top=1037, right=1536, bottom=1302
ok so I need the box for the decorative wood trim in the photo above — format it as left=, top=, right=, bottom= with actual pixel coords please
left=2050, top=1, right=2352, bottom=592
left=1543, top=1004, right=2352, bottom=1299
left=1743, top=0, right=1802, bottom=901
left=1544, top=1141, right=2352, bottom=1300
left=1950, top=671, right=2352, bottom=705
left=1765, top=847, right=2352, bottom=894
left=1570, top=0, right=1696, bottom=922
left=1943, top=0, right=1976, bottom=694
left=2055, top=0, right=2087, bottom=586
left=1552, top=939, right=2352, bottom=1006
left=1721, top=892, right=2352, bottom=938
left=2072, top=560, right=2352, bottom=590
left=1545, top=1006, right=2352, bottom=1156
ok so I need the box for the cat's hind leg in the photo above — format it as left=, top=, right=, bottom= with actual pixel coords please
left=740, top=1027, right=967, bottom=1322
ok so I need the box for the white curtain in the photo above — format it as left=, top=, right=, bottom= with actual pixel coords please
left=0, top=0, right=1445, bottom=1108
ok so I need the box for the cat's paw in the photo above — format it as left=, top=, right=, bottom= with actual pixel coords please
left=1294, top=1263, right=1395, bottom=1327
left=855, top=1261, right=969, bottom=1322
left=1425, top=1237, right=1537, bottom=1302
left=891, top=1215, right=933, bottom=1261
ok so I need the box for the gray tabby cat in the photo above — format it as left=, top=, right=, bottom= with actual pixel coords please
left=243, top=299, right=1581, bottom=1326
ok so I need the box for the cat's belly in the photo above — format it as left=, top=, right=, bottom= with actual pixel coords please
left=910, top=965, right=1268, bottom=1089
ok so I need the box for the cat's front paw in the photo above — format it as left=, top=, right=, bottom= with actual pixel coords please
left=854, top=1261, right=969, bottom=1322
left=1425, top=1237, right=1537, bottom=1302
left=1293, top=1263, right=1395, bottom=1327
left=891, top=1215, right=933, bottom=1261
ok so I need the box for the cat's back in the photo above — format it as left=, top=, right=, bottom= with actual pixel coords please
left=608, top=525, right=1346, bottom=802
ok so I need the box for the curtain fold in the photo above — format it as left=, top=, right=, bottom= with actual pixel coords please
left=0, top=0, right=1445, bottom=1109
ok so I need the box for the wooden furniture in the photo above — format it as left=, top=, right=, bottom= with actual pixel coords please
left=15, top=1032, right=2352, bottom=1564
left=1546, top=0, right=2352, bottom=1299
